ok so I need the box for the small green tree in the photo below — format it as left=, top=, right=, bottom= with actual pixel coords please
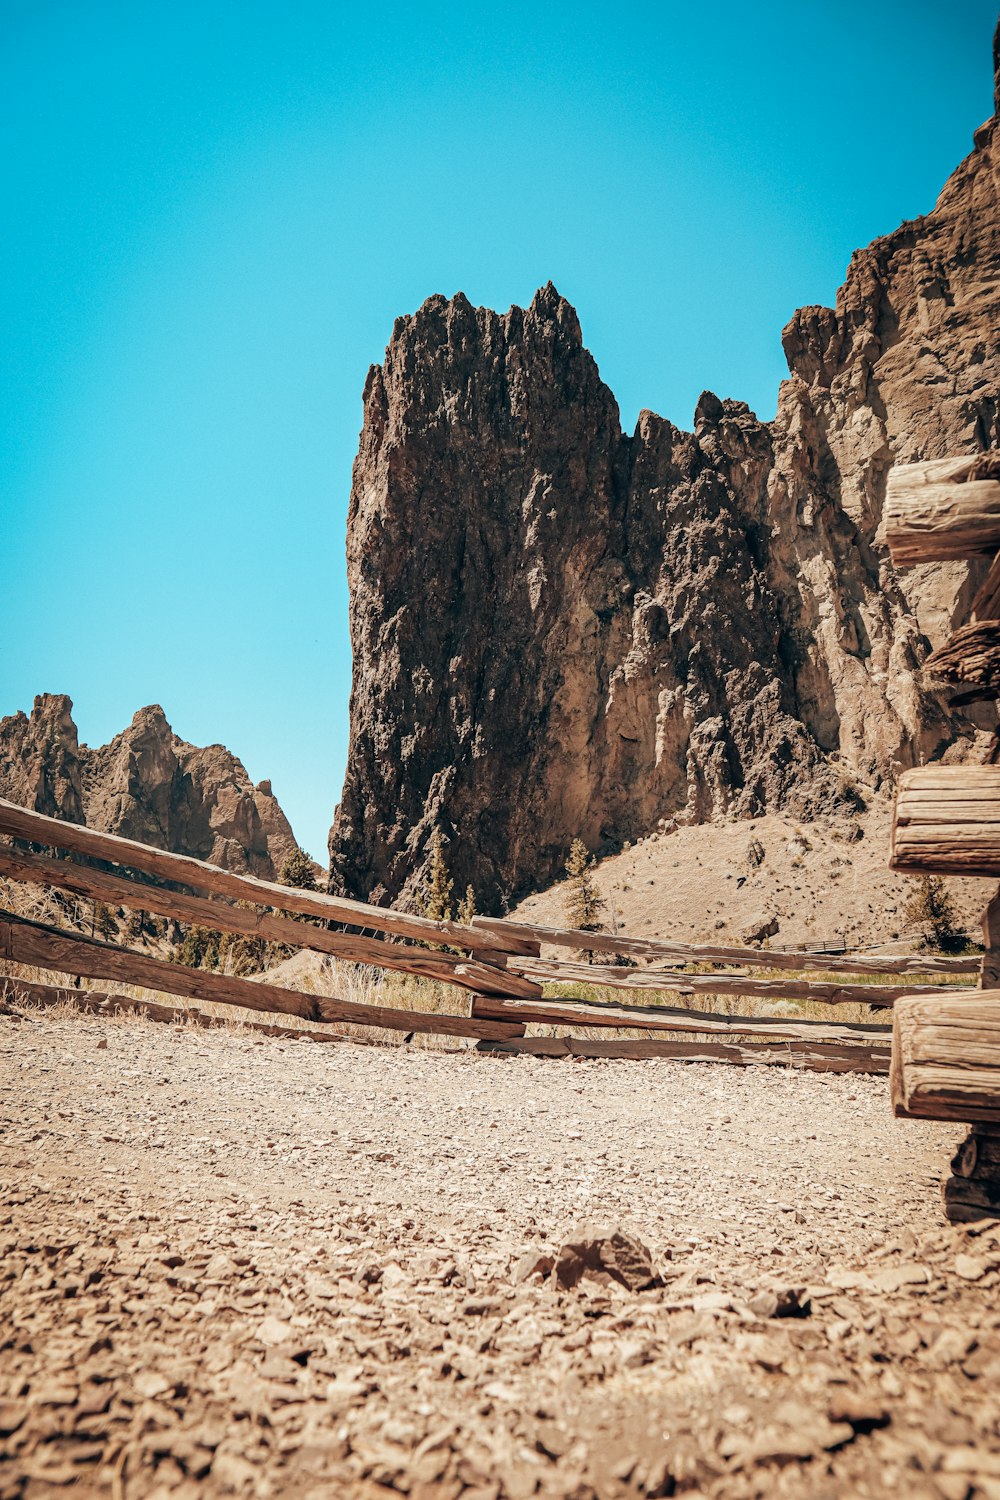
left=175, top=925, right=222, bottom=970
left=124, top=907, right=149, bottom=944
left=457, top=884, right=477, bottom=927
left=564, top=838, right=606, bottom=942
left=279, top=847, right=317, bottom=890
left=218, top=925, right=270, bottom=977
left=417, top=830, right=454, bottom=923
left=904, top=876, right=967, bottom=953
left=93, top=901, right=118, bottom=941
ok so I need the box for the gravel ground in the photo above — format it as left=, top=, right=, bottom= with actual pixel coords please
left=2, top=1010, right=1000, bottom=1498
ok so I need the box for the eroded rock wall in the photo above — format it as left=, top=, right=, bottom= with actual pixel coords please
left=329, top=32, right=1000, bottom=910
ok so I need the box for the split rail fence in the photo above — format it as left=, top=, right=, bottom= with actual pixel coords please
left=0, top=797, right=981, bottom=1077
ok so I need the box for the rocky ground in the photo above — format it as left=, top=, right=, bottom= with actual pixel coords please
left=3, top=1009, right=1000, bottom=1498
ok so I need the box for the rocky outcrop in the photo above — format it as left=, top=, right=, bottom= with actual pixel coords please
left=0, top=694, right=299, bottom=878
left=331, top=25, right=1000, bottom=911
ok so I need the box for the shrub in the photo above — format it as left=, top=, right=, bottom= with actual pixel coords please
left=564, top=838, right=606, bottom=936
left=416, top=830, right=454, bottom=923
left=904, top=876, right=968, bottom=953
left=456, top=884, right=477, bottom=926
left=279, top=847, right=317, bottom=891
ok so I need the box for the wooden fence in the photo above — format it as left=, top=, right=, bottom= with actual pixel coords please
left=0, top=796, right=981, bottom=1076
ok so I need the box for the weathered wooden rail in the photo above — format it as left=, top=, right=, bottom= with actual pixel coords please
left=0, top=794, right=965, bottom=1074
left=472, top=915, right=980, bottom=975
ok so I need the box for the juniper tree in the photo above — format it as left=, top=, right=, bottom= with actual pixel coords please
left=457, top=883, right=477, bottom=927
left=275, top=847, right=319, bottom=935
left=904, top=875, right=967, bottom=954
left=175, top=925, right=221, bottom=970
left=417, top=830, right=454, bottom=923
left=124, top=908, right=149, bottom=944
left=279, top=847, right=317, bottom=890
left=564, top=838, right=606, bottom=933
left=92, top=901, right=118, bottom=941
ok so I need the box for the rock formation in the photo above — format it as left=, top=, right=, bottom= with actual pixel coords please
left=330, top=24, right=1000, bottom=913
left=0, top=694, right=298, bottom=878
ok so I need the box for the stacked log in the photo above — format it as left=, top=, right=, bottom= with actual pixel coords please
left=924, top=623, right=1000, bottom=703
left=943, top=1125, right=1000, bottom=1222
left=891, top=995, right=1000, bottom=1123
left=886, top=450, right=1000, bottom=1222
left=891, top=766, right=1000, bottom=877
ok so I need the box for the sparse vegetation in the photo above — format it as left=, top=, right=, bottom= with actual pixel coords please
left=416, top=830, right=454, bottom=923
left=456, top=883, right=477, bottom=927
left=904, top=875, right=969, bottom=954
left=563, top=838, right=606, bottom=933
left=279, top=847, right=317, bottom=890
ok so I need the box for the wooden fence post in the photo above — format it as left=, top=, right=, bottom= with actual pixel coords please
left=884, top=450, right=1000, bottom=1221
left=941, top=886, right=1000, bottom=1220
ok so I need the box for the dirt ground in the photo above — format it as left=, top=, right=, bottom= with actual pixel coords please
left=3, top=1009, right=1000, bottom=1499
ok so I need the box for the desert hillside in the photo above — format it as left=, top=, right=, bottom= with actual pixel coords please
left=511, top=803, right=996, bottom=954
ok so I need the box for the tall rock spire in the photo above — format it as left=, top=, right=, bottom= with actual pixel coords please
left=330, top=23, right=1000, bottom=912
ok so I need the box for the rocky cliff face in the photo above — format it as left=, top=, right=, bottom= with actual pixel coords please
left=0, top=694, right=298, bottom=879
left=330, top=29, right=1000, bottom=911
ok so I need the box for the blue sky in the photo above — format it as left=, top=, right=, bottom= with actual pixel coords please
left=2, top=0, right=996, bottom=860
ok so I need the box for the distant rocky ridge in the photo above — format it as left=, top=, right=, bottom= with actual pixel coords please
left=0, top=694, right=298, bottom=879
left=329, top=21, right=1000, bottom=911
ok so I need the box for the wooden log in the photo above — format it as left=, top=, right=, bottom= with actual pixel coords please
left=0, top=843, right=540, bottom=999
left=471, top=915, right=978, bottom=976
left=470, top=992, right=892, bottom=1043
left=0, top=910, right=524, bottom=1042
left=477, top=1035, right=890, bottom=1073
left=892, top=995, right=1000, bottom=1122
left=0, top=976, right=357, bottom=1042
left=952, top=1134, right=980, bottom=1179
left=0, top=796, right=539, bottom=960
left=503, top=955, right=969, bottom=1007
left=891, top=766, right=1000, bottom=876
left=924, top=622, right=1000, bottom=694
left=885, top=455, right=1000, bottom=565
left=949, top=1129, right=1000, bottom=1178
left=942, top=1174, right=1000, bottom=1222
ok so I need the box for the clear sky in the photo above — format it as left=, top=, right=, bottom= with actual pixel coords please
left=2, top=1, right=996, bottom=861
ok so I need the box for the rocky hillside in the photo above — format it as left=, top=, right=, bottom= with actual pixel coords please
left=329, top=23, right=1000, bottom=912
left=0, top=694, right=298, bottom=879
